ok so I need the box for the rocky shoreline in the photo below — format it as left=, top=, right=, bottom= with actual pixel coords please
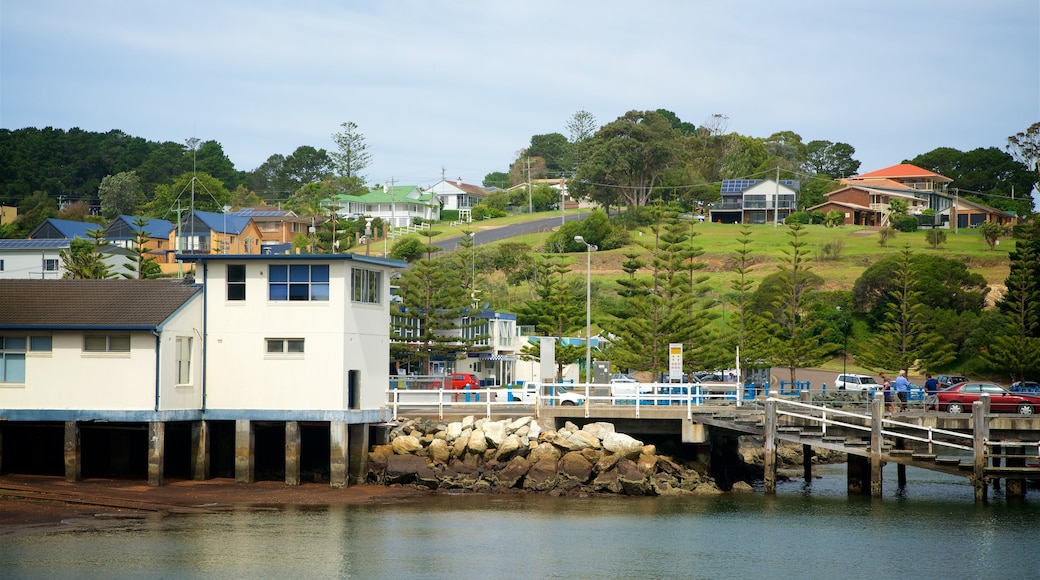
left=369, top=416, right=757, bottom=496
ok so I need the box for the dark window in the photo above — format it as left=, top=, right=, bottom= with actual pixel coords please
left=227, top=265, right=246, bottom=301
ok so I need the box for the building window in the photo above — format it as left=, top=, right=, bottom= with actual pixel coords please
left=227, top=264, right=246, bottom=301
left=84, top=335, right=131, bottom=353
left=266, top=338, right=304, bottom=355
left=43, top=259, right=59, bottom=272
left=0, top=336, right=26, bottom=383
left=0, top=259, right=4, bottom=271
left=176, top=336, right=192, bottom=385
left=269, top=264, right=329, bottom=301
left=352, top=268, right=381, bottom=304
left=29, top=336, right=52, bottom=352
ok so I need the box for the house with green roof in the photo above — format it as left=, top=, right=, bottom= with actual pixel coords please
left=324, top=185, right=439, bottom=228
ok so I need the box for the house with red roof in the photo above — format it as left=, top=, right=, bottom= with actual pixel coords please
left=808, top=163, right=1016, bottom=228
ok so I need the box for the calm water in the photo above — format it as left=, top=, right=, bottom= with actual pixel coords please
left=2, top=464, right=1039, bottom=580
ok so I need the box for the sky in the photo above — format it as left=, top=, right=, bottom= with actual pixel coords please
left=2, top=1, right=1038, bottom=191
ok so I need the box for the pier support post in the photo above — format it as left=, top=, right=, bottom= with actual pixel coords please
left=896, top=438, right=906, bottom=489
left=330, top=421, right=350, bottom=488
left=802, top=444, right=813, bottom=483
left=1004, top=443, right=1025, bottom=499
left=64, top=421, right=81, bottom=483
left=148, top=422, right=165, bottom=487
left=285, top=421, right=301, bottom=486
left=763, top=399, right=777, bottom=494
left=348, top=423, right=370, bottom=484
left=235, top=419, right=255, bottom=483
left=847, top=454, right=870, bottom=495
left=191, top=420, right=209, bottom=481
left=972, top=395, right=990, bottom=502
left=870, top=395, right=883, bottom=497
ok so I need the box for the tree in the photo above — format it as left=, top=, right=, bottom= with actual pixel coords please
left=802, top=140, right=861, bottom=179
left=482, top=171, right=511, bottom=189
left=925, top=228, right=947, bottom=249
left=61, top=229, right=112, bottom=279
left=978, top=221, right=1009, bottom=251
left=282, top=146, right=333, bottom=187
left=856, top=246, right=955, bottom=373
left=98, top=171, right=143, bottom=218
left=120, top=216, right=162, bottom=279
left=571, top=110, right=682, bottom=209
left=330, top=121, right=372, bottom=182
left=565, top=109, right=597, bottom=171
left=392, top=256, right=472, bottom=374
left=145, top=172, right=232, bottom=218
left=528, top=133, right=571, bottom=175
left=512, top=256, right=584, bottom=339
left=762, top=223, right=836, bottom=382
left=1006, top=122, right=1040, bottom=194
left=982, top=221, right=1040, bottom=380
left=389, top=236, right=426, bottom=262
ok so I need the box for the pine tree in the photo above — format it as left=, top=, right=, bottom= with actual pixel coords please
left=983, top=221, right=1040, bottom=380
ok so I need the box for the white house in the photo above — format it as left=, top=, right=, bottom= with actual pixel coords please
left=427, top=178, right=489, bottom=220
left=0, top=279, right=204, bottom=483
left=0, top=239, right=67, bottom=279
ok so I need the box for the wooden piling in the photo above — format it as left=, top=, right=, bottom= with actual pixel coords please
left=148, top=422, right=165, bottom=487
left=64, top=421, right=80, bottom=483
left=764, top=399, right=777, bottom=494
left=972, top=395, right=990, bottom=502
left=191, top=420, right=209, bottom=481
left=870, top=395, right=883, bottom=497
left=285, top=421, right=301, bottom=486
left=235, top=419, right=255, bottom=483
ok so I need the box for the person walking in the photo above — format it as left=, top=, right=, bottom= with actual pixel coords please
left=924, top=373, right=939, bottom=411
left=894, top=370, right=910, bottom=411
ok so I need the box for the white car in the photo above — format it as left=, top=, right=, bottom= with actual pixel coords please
left=835, top=373, right=879, bottom=392
left=492, top=384, right=585, bottom=406
left=610, top=373, right=637, bottom=383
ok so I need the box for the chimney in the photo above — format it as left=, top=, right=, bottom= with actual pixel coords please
left=456, top=177, right=462, bottom=187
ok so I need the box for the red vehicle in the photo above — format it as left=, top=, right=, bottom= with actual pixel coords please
left=937, top=382, right=1040, bottom=414
left=448, top=373, right=479, bottom=390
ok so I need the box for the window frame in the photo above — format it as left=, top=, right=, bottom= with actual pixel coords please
left=175, top=336, right=192, bottom=386
left=351, top=267, right=382, bottom=304
left=0, top=336, right=27, bottom=383
left=227, top=264, right=246, bottom=301
left=83, top=334, right=132, bottom=354
left=265, top=338, right=305, bottom=358
left=268, top=264, right=329, bottom=302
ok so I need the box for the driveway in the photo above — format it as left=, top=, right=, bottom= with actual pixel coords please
left=435, top=213, right=587, bottom=252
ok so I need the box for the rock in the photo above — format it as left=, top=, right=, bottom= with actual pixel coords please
left=564, top=430, right=601, bottom=451
left=385, top=454, right=429, bottom=485
left=483, top=421, right=506, bottom=448
left=615, top=459, right=650, bottom=495
left=603, top=432, right=644, bottom=459
left=596, top=453, right=621, bottom=474
left=591, top=469, right=621, bottom=493
left=516, top=425, right=530, bottom=439
left=679, top=469, right=702, bottom=491
left=527, top=421, right=542, bottom=441
left=495, top=455, right=532, bottom=488
left=651, top=472, right=691, bottom=496
left=428, top=439, right=450, bottom=463
left=564, top=421, right=580, bottom=433
left=692, top=480, right=723, bottom=495
left=637, top=453, right=658, bottom=475
left=451, top=431, right=470, bottom=458
left=528, top=442, right=562, bottom=464
left=495, top=434, right=521, bottom=461
left=468, top=428, right=488, bottom=454
left=507, top=416, right=532, bottom=433
left=655, top=456, right=683, bottom=476
left=579, top=448, right=602, bottom=464
left=731, top=481, right=754, bottom=493
left=391, top=435, right=423, bottom=455
left=445, top=422, right=462, bottom=443
left=581, top=422, right=615, bottom=441
left=641, top=444, right=657, bottom=456
left=461, top=415, right=475, bottom=430
left=558, top=451, right=594, bottom=485
left=537, top=430, right=556, bottom=444
left=523, top=457, right=560, bottom=491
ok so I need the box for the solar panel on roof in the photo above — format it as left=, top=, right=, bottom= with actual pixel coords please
left=0, top=239, right=70, bottom=249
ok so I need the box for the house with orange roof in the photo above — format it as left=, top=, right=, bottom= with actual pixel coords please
left=428, top=178, right=489, bottom=221
left=809, top=163, right=1016, bottom=228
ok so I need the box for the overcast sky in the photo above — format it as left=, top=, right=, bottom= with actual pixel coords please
left=2, top=1, right=1038, bottom=189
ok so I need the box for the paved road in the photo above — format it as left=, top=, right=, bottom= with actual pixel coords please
left=436, top=212, right=588, bottom=252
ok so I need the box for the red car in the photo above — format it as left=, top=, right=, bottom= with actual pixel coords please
left=937, top=382, right=1040, bottom=414
left=448, top=373, right=479, bottom=390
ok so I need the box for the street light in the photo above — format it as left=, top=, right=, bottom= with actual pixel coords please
left=574, top=235, right=597, bottom=385
left=837, top=306, right=849, bottom=379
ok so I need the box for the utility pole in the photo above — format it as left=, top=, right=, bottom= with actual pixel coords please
left=773, top=166, right=780, bottom=228
left=527, top=157, right=533, bottom=214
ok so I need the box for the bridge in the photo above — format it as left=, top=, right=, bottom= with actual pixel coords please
left=386, top=382, right=1040, bottom=502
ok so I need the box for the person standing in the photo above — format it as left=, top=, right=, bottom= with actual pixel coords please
left=894, top=370, right=910, bottom=411
left=880, top=372, right=896, bottom=413
left=924, top=373, right=939, bottom=411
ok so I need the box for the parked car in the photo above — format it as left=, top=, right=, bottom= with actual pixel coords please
left=937, top=382, right=1040, bottom=414
left=1009, top=381, right=1040, bottom=394
left=492, top=384, right=585, bottom=406
left=835, top=373, right=879, bottom=392
left=610, top=373, right=637, bottom=384
left=433, top=373, right=478, bottom=390
left=937, top=374, right=969, bottom=389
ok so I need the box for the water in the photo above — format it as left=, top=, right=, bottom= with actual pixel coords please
left=3, top=464, right=1039, bottom=579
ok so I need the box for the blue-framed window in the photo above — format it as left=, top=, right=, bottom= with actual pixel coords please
left=269, top=264, right=329, bottom=301
left=0, top=336, right=27, bottom=382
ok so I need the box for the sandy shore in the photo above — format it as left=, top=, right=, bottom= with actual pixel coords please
left=0, top=474, right=428, bottom=536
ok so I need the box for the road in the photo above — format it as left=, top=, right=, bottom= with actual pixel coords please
left=435, top=212, right=588, bottom=252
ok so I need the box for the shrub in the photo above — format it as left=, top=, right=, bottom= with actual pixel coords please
left=785, top=211, right=811, bottom=225
left=824, top=210, right=845, bottom=227
left=925, top=228, right=947, bottom=249
left=878, top=227, right=895, bottom=247
left=810, top=210, right=826, bottom=224
left=440, top=210, right=460, bottom=222
left=893, top=215, right=919, bottom=232
left=818, top=239, right=845, bottom=261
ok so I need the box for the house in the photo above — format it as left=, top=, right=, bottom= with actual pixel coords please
left=456, top=310, right=520, bottom=386
left=0, top=279, right=204, bottom=484
left=0, top=251, right=407, bottom=488
left=709, top=179, right=800, bottom=224
left=427, top=178, right=489, bottom=221
left=103, top=215, right=177, bottom=264
left=28, top=217, right=103, bottom=240
left=0, top=239, right=67, bottom=279
left=173, top=210, right=263, bottom=256
left=808, top=163, right=1016, bottom=228
left=183, top=252, right=406, bottom=485
left=326, top=185, right=440, bottom=228
left=230, top=207, right=314, bottom=249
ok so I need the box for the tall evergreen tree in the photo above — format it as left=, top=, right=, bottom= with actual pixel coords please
left=61, top=229, right=112, bottom=279
left=392, top=255, right=475, bottom=374
left=982, top=221, right=1040, bottom=380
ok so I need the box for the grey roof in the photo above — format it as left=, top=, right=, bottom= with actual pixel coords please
left=0, top=279, right=202, bottom=330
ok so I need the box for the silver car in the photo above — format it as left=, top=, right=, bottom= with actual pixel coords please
left=835, top=373, right=879, bottom=392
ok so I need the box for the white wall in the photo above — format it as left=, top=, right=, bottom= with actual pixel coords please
left=201, top=259, right=392, bottom=411
left=0, top=248, right=64, bottom=279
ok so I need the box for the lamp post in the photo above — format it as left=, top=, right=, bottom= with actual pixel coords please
left=837, top=306, right=848, bottom=378
left=574, top=235, right=596, bottom=385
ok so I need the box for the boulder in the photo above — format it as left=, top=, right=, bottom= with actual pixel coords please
left=564, top=430, right=601, bottom=451
left=495, top=455, right=532, bottom=488
left=523, top=456, right=560, bottom=491
left=428, top=439, right=451, bottom=464
left=641, top=444, right=657, bottom=457
left=506, top=416, right=532, bottom=433
left=495, top=434, right=521, bottom=461
left=385, top=454, right=429, bottom=485
left=467, top=428, right=488, bottom=454
left=558, top=451, right=594, bottom=485
left=391, top=435, right=423, bottom=455
left=451, top=431, right=470, bottom=458
left=528, top=442, right=562, bottom=464
left=678, top=469, right=702, bottom=491
left=445, top=422, right=463, bottom=443
left=527, top=421, right=543, bottom=441
left=692, top=480, right=723, bottom=495
left=461, top=415, right=475, bottom=430
left=651, top=472, right=691, bottom=496
left=591, top=469, right=622, bottom=494
left=579, top=448, right=602, bottom=464
left=731, top=481, right=754, bottom=493
left=595, top=453, right=621, bottom=474
left=483, top=421, right=506, bottom=448
left=636, top=453, right=658, bottom=476
left=564, top=421, right=580, bottom=433
left=603, top=432, right=644, bottom=459
left=615, top=459, right=650, bottom=495
left=581, top=422, right=615, bottom=442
